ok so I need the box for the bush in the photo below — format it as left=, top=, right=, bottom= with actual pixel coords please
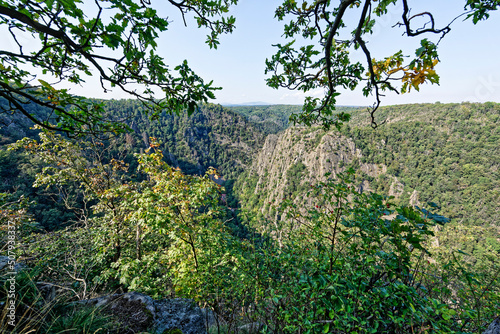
left=190, top=169, right=499, bottom=333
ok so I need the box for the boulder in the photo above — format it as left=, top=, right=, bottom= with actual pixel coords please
left=154, top=298, right=206, bottom=334
left=84, top=292, right=155, bottom=333
left=83, top=292, right=206, bottom=334
left=484, top=318, right=500, bottom=334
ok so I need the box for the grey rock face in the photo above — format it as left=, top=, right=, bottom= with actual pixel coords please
left=242, top=127, right=391, bottom=218
left=84, top=292, right=155, bottom=333
left=83, top=292, right=206, bottom=334
left=484, top=318, right=500, bottom=334
left=154, top=298, right=206, bottom=334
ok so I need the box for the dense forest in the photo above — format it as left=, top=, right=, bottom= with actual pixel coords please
left=1, top=99, right=499, bottom=333
left=235, top=103, right=499, bottom=303
left=0, top=102, right=265, bottom=230
left=237, top=102, right=499, bottom=228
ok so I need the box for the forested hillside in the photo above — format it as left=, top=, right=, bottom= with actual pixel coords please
left=0, top=101, right=265, bottom=229
left=346, top=102, right=499, bottom=227
left=227, top=105, right=360, bottom=135
left=236, top=102, right=499, bottom=228
left=2, top=100, right=498, bottom=235
left=235, top=102, right=500, bottom=286
left=2, top=0, right=500, bottom=332
left=104, top=101, right=265, bottom=179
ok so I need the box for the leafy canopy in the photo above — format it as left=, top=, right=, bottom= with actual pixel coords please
left=265, top=0, right=500, bottom=129
left=0, top=0, right=237, bottom=134
left=0, top=0, right=499, bottom=133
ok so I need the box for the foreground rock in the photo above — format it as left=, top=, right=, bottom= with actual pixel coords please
left=155, top=298, right=207, bottom=334
left=484, top=318, right=500, bottom=334
left=84, top=292, right=206, bottom=334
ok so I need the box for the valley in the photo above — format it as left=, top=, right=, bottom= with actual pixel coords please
left=1, top=100, right=499, bottom=333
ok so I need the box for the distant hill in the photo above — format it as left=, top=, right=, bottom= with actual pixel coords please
left=0, top=101, right=267, bottom=228
left=225, top=104, right=301, bottom=134
left=226, top=104, right=363, bottom=135
left=2, top=100, right=499, bottom=238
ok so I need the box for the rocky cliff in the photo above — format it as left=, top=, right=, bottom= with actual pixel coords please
left=235, top=126, right=408, bottom=219
left=235, top=103, right=499, bottom=233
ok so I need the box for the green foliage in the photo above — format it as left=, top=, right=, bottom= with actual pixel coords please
left=465, top=0, right=500, bottom=23
left=189, top=169, right=497, bottom=333
left=424, top=225, right=500, bottom=330
left=232, top=130, right=499, bottom=333
left=236, top=102, right=500, bottom=287
left=3, top=124, right=498, bottom=333
left=104, top=102, right=264, bottom=180
left=344, top=103, right=499, bottom=229
left=266, top=1, right=499, bottom=128
left=2, top=102, right=499, bottom=333
left=1, top=268, right=54, bottom=333
left=0, top=0, right=498, bottom=332
left=13, top=132, right=231, bottom=298
left=0, top=0, right=237, bottom=134
left=0, top=147, right=82, bottom=230
left=44, top=305, right=114, bottom=334
left=0, top=192, right=37, bottom=243
left=1, top=101, right=266, bottom=230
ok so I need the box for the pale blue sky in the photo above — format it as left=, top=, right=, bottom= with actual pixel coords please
left=2, top=0, right=499, bottom=106
left=153, top=0, right=500, bottom=106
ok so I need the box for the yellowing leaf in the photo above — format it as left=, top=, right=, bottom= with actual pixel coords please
left=38, top=79, right=56, bottom=91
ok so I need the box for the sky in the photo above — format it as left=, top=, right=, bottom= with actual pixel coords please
left=154, top=0, right=500, bottom=106
left=2, top=0, right=500, bottom=107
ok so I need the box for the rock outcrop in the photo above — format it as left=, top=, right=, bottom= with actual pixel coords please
left=239, top=127, right=393, bottom=218
left=155, top=298, right=206, bottom=334
left=484, top=318, right=500, bottom=334
left=83, top=292, right=206, bottom=334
